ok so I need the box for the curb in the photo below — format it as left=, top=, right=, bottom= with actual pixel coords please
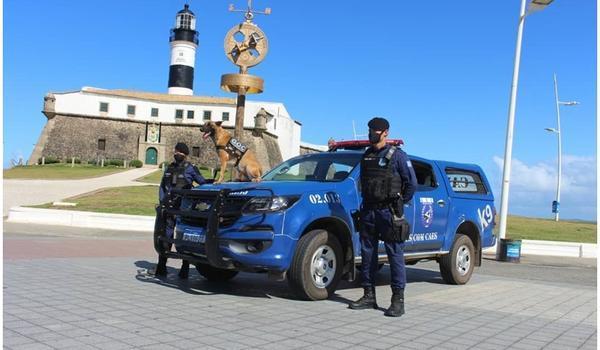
left=7, top=207, right=597, bottom=258
left=483, top=239, right=597, bottom=259
left=7, top=207, right=154, bottom=232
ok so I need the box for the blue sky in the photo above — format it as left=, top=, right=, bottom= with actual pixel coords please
left=4, top=1, right=596, bottom=220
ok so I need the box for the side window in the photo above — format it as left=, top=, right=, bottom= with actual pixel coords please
left=325, top=161, right=354, bottom=181
left=412, top=160, right=437, bottom=191
left=445, top=168, right=488, bottom=194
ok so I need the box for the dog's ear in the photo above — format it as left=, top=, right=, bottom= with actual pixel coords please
left=215, top=121, right=223, bottom=127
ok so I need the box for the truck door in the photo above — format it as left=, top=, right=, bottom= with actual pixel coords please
left=403, top=160, right=449, bottom=252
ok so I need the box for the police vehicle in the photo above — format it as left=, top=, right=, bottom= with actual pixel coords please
left=157, top=140, right=496, bottom=300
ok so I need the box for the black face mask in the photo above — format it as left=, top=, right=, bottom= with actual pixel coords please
left=369, top=131, right=381, bottom=144
left=174, top=154, right=185, bottom=163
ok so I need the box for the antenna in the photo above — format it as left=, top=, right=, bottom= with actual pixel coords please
left=352, top=120, right=367, bottom=140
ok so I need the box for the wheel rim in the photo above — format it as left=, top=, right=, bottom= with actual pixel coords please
left=310, top=245, right=336, bottom=288
left=456, top=245, right=471, bottom=276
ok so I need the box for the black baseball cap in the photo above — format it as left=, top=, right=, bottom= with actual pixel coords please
left=174, top=142, right=190, bottom=155
left=368, top=117, right=390, bottom=131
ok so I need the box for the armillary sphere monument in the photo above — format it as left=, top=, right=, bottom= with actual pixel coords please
left=221, top=0, right=271, bottom=140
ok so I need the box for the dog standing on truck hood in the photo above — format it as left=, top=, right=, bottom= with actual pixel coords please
left=200, top=121, right=262, bottom=183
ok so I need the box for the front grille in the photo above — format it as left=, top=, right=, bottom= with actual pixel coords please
left=180, top=196, right=250, bottom=228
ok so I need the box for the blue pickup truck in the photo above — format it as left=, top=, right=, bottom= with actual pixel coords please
left=157, top=140, right=496, bottom=300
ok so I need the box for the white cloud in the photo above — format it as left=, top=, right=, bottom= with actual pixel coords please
left=491, top=155, right=596, bottom=220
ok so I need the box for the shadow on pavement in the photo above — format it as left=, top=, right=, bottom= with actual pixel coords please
left=134, top=260, right=297, bottom=300
left=134, top=261, right=445, bottom=302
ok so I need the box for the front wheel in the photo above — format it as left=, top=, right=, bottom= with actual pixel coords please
left=195, top=264, right=239, bottom=282
left=288, top=229, right=343, bottom=300
left=439, top=234, right=475, bottom=285
left=153, top=213, right=170, bottom=255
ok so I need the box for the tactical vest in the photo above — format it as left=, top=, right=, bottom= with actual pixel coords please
left=360, top=146, right=404, bottom=204
left=216, top=138, right=248, bottom=166
left=164, top=161, right=193, bottom=192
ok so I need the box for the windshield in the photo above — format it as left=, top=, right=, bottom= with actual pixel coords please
left=263, top=153, right=362, bottom=182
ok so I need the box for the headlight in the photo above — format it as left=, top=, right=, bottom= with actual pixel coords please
left=242, top=196, right=300, bottom=213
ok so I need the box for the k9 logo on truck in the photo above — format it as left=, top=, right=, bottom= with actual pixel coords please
left=156, top=140, right=496, bottom=300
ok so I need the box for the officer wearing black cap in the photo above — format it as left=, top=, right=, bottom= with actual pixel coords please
left=154, top=142, right=206, bottom=277
left=349, top=117, right=417, bottom=317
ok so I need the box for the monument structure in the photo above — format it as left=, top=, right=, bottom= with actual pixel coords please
left=220, top=0, right=271, bottom=140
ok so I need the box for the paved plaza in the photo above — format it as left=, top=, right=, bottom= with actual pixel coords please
left=3, top=223, right=597, bottom=350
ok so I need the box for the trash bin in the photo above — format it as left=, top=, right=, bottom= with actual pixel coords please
left=497, top=238, right=522, bottom=263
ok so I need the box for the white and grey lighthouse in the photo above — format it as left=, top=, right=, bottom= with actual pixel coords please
left=168, top=4, right=198, bottom=95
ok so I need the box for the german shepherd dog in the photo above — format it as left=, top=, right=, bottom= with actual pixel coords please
left=200, top=121, right=262, bottom=183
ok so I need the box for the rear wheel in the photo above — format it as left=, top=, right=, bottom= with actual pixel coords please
left=195, top=264, right=239, bottom=282
left=288, top=229, right=343, bottom=300
left=439, top=233, right=475, bottom=284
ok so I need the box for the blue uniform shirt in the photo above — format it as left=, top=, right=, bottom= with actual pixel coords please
left=159, top=161, right=206, bottom=202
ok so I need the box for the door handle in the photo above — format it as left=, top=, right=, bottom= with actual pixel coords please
left=437, top=199, right=445, bottom=207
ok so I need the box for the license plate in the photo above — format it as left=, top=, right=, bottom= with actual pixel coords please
left=182, top=231, right=205, bottom=243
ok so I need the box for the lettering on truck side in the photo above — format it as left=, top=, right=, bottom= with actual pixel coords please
left=477, top=204, right=493, bottom=232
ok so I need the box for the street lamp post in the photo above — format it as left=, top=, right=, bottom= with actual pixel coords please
left=497, top=0, right=555, bottom=249
left=545, top=73, right=579, bottom=222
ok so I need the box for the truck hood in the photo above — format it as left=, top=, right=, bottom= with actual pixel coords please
left=195, top=180, right=340, bottom=197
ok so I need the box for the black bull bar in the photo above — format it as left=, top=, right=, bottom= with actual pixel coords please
left=155, top=187, right=274, bottom=269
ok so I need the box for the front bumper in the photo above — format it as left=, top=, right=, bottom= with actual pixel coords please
left=157, top=188, right=295, bottom=272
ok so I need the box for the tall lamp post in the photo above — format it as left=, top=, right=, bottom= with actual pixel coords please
left=497, top=0, right=555, bottom=250
left=545, top=73, right=579, bottom=221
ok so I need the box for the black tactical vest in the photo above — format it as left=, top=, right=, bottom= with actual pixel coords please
left=360, top=146, right=404, bottom=204
left=164, top=161, right=192, bottom=191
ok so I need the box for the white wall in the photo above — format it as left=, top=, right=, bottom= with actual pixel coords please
left=51, top=88, right=302, bottom=160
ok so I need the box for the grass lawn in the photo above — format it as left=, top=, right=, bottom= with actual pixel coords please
left=4, top=164, right=127, bottom=180
left=503, top=215, right=597, bottom=243
left=33, top=186, right=159, bottom=216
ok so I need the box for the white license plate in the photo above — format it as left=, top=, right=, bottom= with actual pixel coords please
left=182, top=231, right=205, bottom=243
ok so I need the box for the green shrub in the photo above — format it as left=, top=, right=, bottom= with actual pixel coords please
left=130, top=159, right=143, bottom=168
left=159, top=161, right=170, bottom=169
left=38, top=156, right=60, bottom=164
left=107, top=159, right=124, bottom=167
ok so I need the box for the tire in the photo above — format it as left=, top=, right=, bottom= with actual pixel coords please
left=288, top=229, right=343, bottom=301
left=195, top=264, right=239, bottom=282
left=439, top=233, right=475, bottom=285
left=153, top=214, right=170, bottom=255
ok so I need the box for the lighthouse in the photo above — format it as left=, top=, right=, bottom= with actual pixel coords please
left=168, top=4, right=198, bottom=95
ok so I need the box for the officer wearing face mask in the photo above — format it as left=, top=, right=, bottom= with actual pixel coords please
left=154, top=142, right=206, bottom=277
left=349, top=117, right=417, bottom=317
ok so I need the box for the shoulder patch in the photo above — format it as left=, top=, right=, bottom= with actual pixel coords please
left=406, top=160, right=413, bottom=168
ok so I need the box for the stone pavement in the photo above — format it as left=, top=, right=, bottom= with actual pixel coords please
left=4, top=254, right=596, bottom=349
left=3, top=167, right=158, bottom=216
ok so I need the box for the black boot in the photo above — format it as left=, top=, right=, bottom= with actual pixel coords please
left=154, top=256, right=168, bottom=277
left=384, top=288, right=405, bottom=317
left=178, top=260, right=190, bottom=279
left=349, top=287, right=378, bottom=310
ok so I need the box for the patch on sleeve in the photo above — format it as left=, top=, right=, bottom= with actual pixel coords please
left=407, top=160, right=413, bottom=168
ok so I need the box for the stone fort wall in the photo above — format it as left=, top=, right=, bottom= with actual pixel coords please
left=36, top=114, right=283, bottom=171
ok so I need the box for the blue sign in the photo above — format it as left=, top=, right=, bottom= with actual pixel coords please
left=552, top=200, right=560, bottom=214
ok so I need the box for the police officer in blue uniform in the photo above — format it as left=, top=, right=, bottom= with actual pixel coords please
left=349, top=117, right=417, bottom=317
left=154, top=142, right=206, bottom=277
